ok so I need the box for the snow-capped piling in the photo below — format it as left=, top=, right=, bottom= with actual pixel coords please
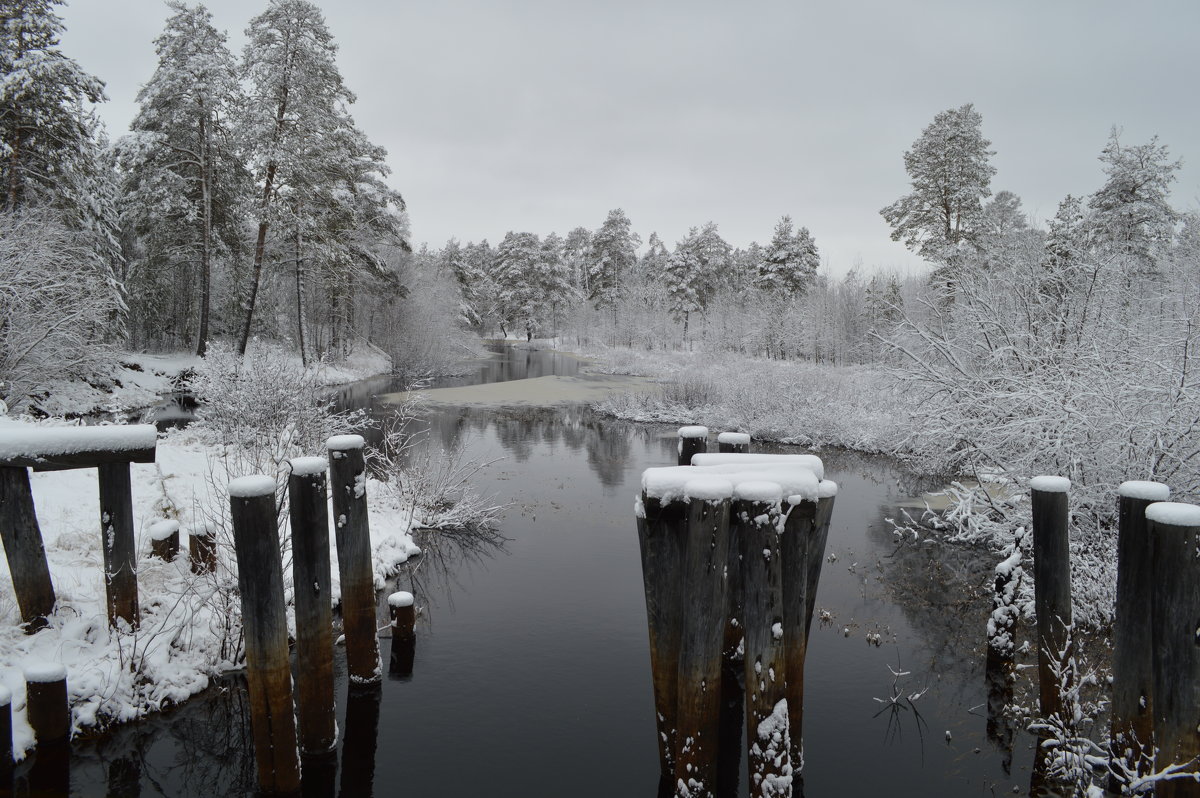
left=1029, top=476, right=1073, bottom=726
left=732, top=481, right=791, bottom=790
left=227, top=475, right=301, bottom=796
left=287, top=457, right=337, bottom=755
left=674, top=478, right=733, bottom=795
left=780, top=495, right=815, bottom=762
left=327, top=435, right=381, bottom=685
left=147, top=518, right=180, bottom=561
left=388, top=591, right=416, bottom=680
left=1146, top=501, right=1200, bottom=795
left=188, top=523, right=217, bottom=574
left=0, top=466, right=57, bottom=631
left=23, top=662, right=69, bottom=746
left=717, top=432, right=751, bottom=454
left=98, top=462, right=140, bottom=628
left=678, top=425, right=709, bottom=466
left=1109, top=480, right=1171, bottom=790
left=804, top=480, right=838, bottom=638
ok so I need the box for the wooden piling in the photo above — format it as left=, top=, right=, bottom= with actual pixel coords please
left=1146, top=501, right=1200, bottom=797
left=327, top=435, right=381, bottom=685
left=804, top=482, right=838, bottom=637
left=23, top=663, right=69, bottom=745
left=287, top=458, right=337, bottom=755
left=148, top=519, right=180, bottom=561
left=1030, top=476, right=1072, bottom=724
left=717, top=432, right=750, bottom=455
left=98, top=462, right=140, bottom=628
left=0, top=467, right=56, bottom=631
left=734, top=481, right=791, bottom=795
left=228, top=475, right=301, bottom=796
left=388, top=591, right=416, bottom=680
left=678, top=426, right=709, bottom=466
left=636, top=491, right=688, bottom=780
left=781, top=496, right=815, bottom=764
left=189, top=523, right=217, bottom=574
left=0, top=684, right=12, bottom=790
left=1109, top=481, right=1170, bottom=791
left=674, top=479, right=733, bottom=797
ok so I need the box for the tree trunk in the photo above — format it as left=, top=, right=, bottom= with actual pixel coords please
left=196, top=113, right=212, bottom=358
left=294, top=225, right=307, bottom=366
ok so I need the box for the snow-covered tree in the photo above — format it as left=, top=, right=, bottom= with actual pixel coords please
left=118, top=1, right=244, bottom=355
left=664, top=222, right=731, bottom=336
left=491, top=231, right=575, bottom=340
left=1086, top=130, right=1180, bottom=276
left=755, top=215, right=819, bottom=296
left=563, top=226, right=591, bottom=293
left=586, top=208, right=640, bottom=310
left=880, top=104, right=995, bottom=272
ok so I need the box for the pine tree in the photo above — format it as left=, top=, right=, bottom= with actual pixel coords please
left=756, top=215, right=819, bottom=296
left=664, top=222, right=730, bottom=336
left=586, top=208, right=640, bottom=311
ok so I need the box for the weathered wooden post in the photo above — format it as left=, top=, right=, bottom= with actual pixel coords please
left=734, top=480, right=791, bottom=795
left=388, top=591, right=416, bottom=679
left=148, top=519, right=180, bottom=561
left=1029, top=476, right=1072, bottom=725
left=636, top=472, right=689, bottom=784
left=98, top=461, right=139, bottom=628
left=781, top=495, right=815, bottom=764
left=189, top=523, right=217, bottom=574
left=0, top=467, right=56, bottom=631
left=985, top=529, right=1024, bottom=775
left=23, top=663, right=69, bottom=745
left=717, top=432, right=750, bottom=455
left=1146, top=501, right=1200, bottom=797
left=327, top=434, right=381, bottom=685
left=674, top=477, right=733, bottom=797
left=287, top=457, right=337, bottom=756
left=1108, top=480, right=1170, bottom=791
left=0, top=683, right=11, bottom=789
left=228, top=475, right=301, bottom=796
left=804, top=481, right=838, bottom=637
left=678, top=426, right=709, bottom=466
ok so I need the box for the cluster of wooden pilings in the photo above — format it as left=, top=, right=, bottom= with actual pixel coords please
left=988, top=477, right=1200, bottom=797
left=638, top=427, right=837, bottom=798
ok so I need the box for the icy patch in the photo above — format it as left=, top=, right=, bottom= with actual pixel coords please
left=1145, top=502, right=1200, bottom=528
left=717, top=432, right=751, bottom=445
left=326, top=434, right=365, bottom=451
left=228, top=475, right=277, bottom=498
left=684, top=477, right=734, bottom=502
left=1117, top=481, right=1170, bottom=501
left=289, top=456, right=329, bottom=476
left=1030, top=475, right=1070, bottom=493
left=691, top=453, right=824, bottom=481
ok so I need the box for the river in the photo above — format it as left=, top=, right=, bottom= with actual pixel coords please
left=55, top=343, right=1042, bottom=796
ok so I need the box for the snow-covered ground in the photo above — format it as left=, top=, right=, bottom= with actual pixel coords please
left=0, top=417, right=421, bottom=758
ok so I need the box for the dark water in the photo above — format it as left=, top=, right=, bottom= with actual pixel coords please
left=47, top=345, right=1045, bottom=797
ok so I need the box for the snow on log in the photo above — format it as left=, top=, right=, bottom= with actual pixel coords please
left=678, top=425, right=709, bottom=439
left=733, top=480, right=783, bottom=504
left=1029, top=475, right=1071, bottom=493
left=387, top=591, right=414, bottom=608
left=1117, top=480, right=1171, bottom=502
left=0, top=423, right=157, bottom=470
left=228, top=475, right=278, bottom=498
left=716, top=432, right=750, bottom=445
left=288, top=456, right=329, bottom=476
left=1145, top=502, right=1200, bottom=528
left=148, top=519, right=180, bottom=541
left=326, top=435, right=365, bottom=451
left=690, top=452, right=824, bottom=480
left=683, top=476, right=734, bottom=502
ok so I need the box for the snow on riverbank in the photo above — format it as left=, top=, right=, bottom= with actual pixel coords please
left=0, top=420, right=420, bottom=758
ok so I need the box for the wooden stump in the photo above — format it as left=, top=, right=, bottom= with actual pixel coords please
left=678, top=426, right=709, bottom=467
left=0, top=467, right=56, bottom=631
left=637, top=492, right=688, bottom=780
left=327, top=435, right=381, bottom=685
left=1147, top=502, right=1200, bottom=798
left=674, top=479, right=733, bottom=797
left=717, top=432, right=750, bottom=455
left=189, top=524, right=217, bottom=574
left=781, top=496, right=815, bottom=765
left=734, top=482, right=791, bottom=796
left=1030, top=476, right=1072, bottom=724
left=23, top=663, right=69, bottom=745
left=228, top=476, right=301, bottom=796
left=148, top=519, right=180, bottom=561
left=388, top=591, right=416, bottom=680
left=287, top=458, right=337, bottom=755
left=1109, top=481, right=1169, bottom=791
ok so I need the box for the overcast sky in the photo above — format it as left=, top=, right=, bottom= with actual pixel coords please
left=59, top=0, right=1199, bottom=276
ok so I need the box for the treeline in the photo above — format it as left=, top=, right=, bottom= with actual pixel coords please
left=0, top=0, right=409, bottom=409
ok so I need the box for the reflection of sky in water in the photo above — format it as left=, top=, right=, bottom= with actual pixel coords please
left=61, top=346, right=1042, bottom=797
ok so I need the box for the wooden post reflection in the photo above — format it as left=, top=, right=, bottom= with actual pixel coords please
left=780, top=497, right=814, bottom=765
left=388, top=591, right=416, bottom=680
left=338, top=684, right=381, bottom=798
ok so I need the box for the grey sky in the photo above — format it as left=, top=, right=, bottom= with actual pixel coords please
left=60, top=0, right=1199, bottom=276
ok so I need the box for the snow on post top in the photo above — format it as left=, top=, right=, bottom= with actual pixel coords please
left=228, top=475, right=277, bottom=498
left=643, top=465, right=816, bottom=503
left=326, top=434, right=365, bottom=451
left=0, top=683, right=10, bottom=706
left=1030, top=475, right=1071, bottom=493
left=23, top=661, right=67, bottom=683
left=289, top=456, right=329, bottom=476
left=684, top=477, right=734, bottom=502
left=717, top=432, right=751, bottom=445
left=691, top=453, right=824, bottom=480
left=733, top=480, right=783, bottom=504
left=1145, top=502, right=1200, bottom=528
left=0, top=423, right=157, bottom=460
left=818, top=479, right=839, bottom=499
left=148, top=519, right=180, bottom=541
left=678, top=425, right=709, bottom=439
left=1117, top=481, right=1170, bottom=501
left=388, top=591, right=414, bottom=608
